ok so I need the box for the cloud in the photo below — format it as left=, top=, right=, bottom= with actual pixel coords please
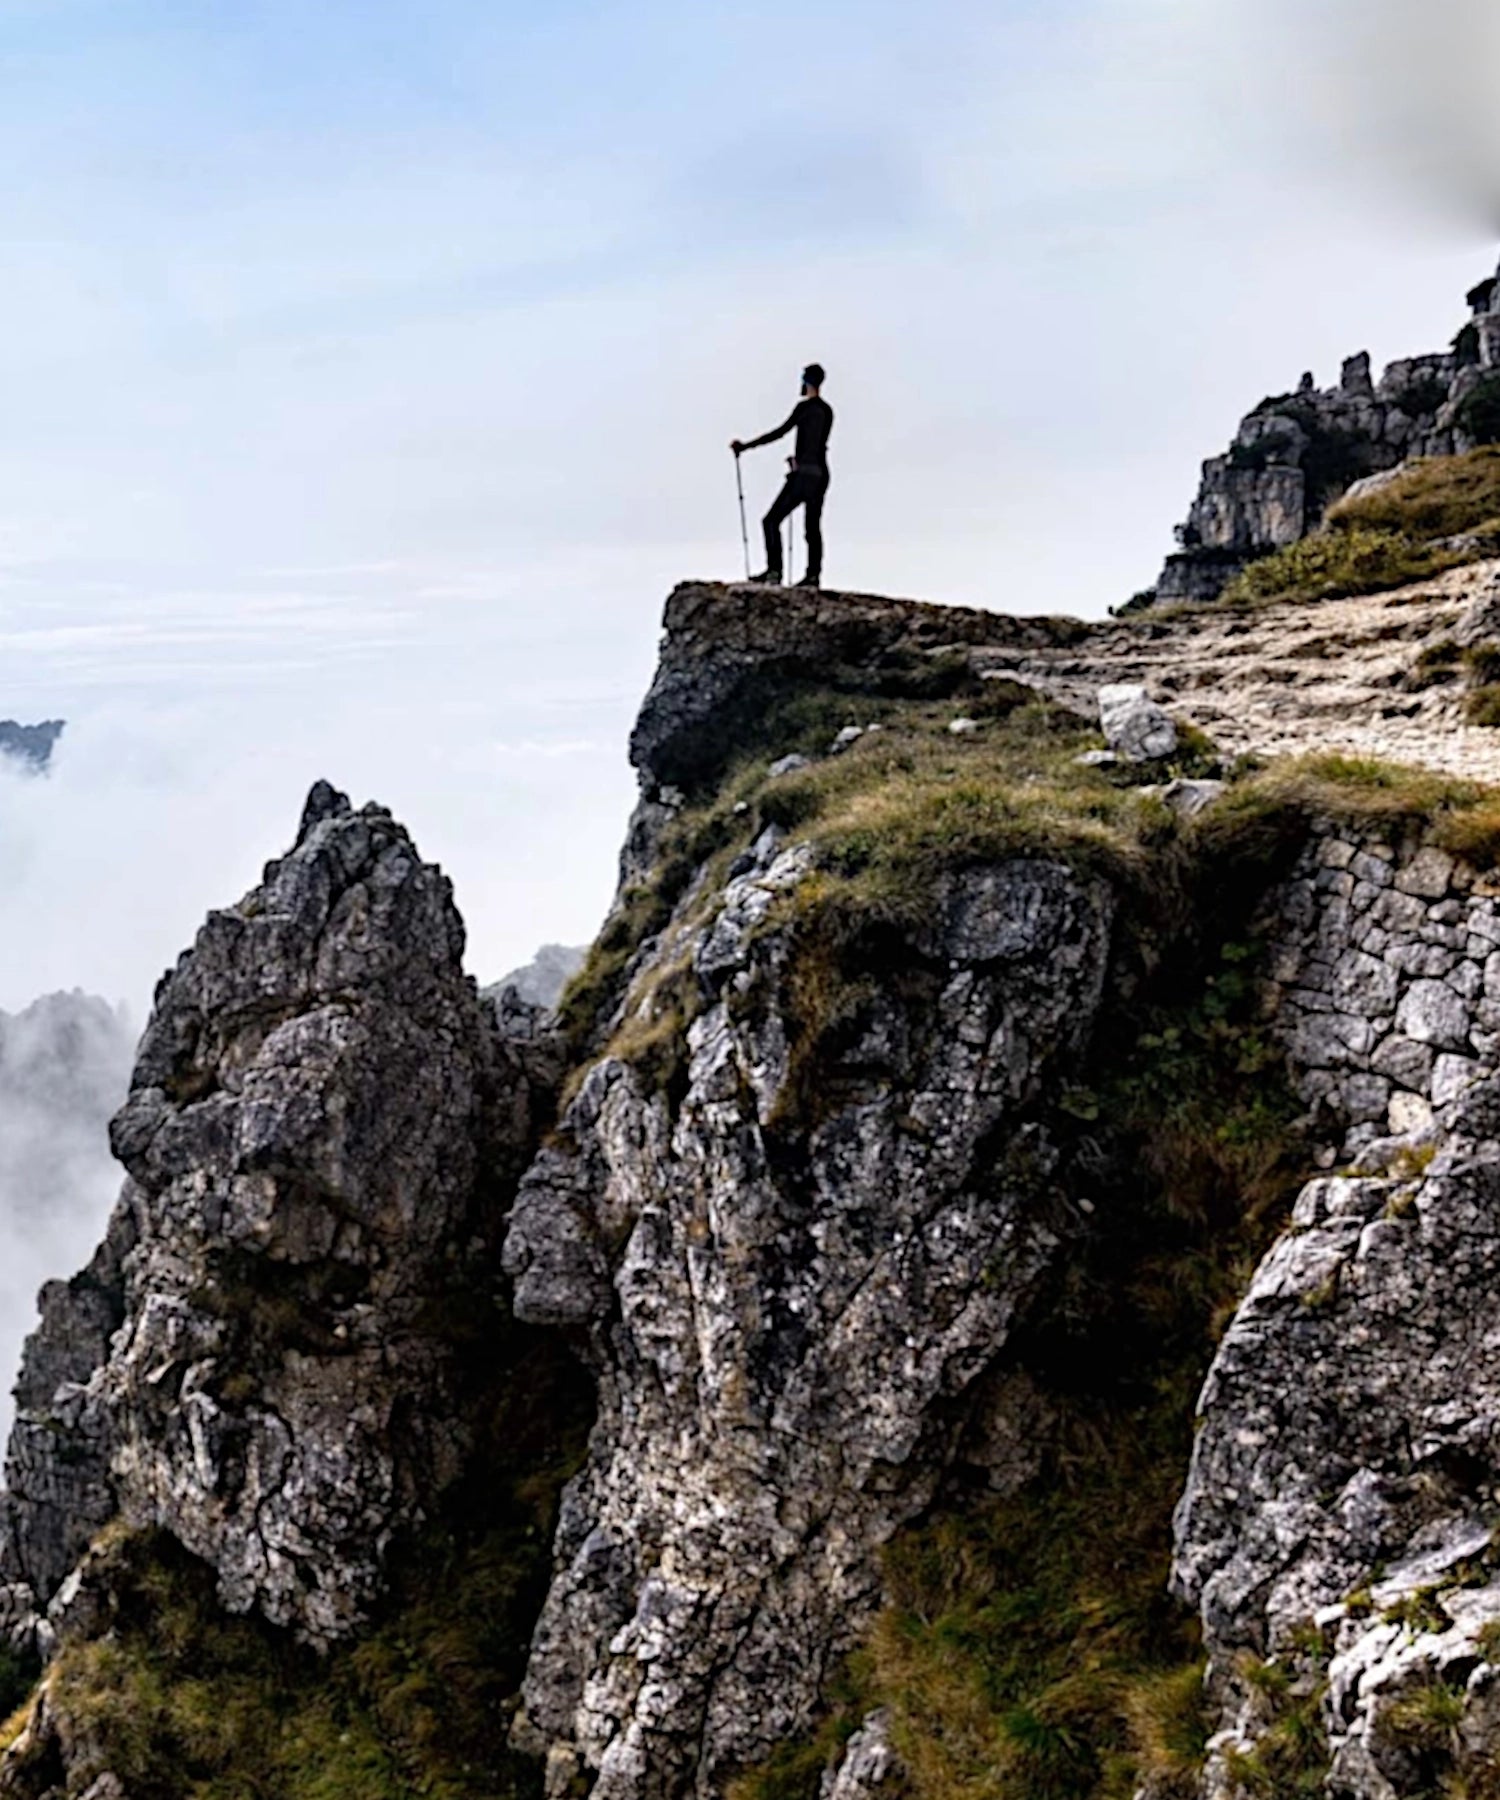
left=0, top=992, right=134, bottom=1445
left=1221, top=0, right=1500, bottom=233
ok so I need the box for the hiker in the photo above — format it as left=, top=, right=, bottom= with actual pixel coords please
left=731, top=364, right=833, bottom=588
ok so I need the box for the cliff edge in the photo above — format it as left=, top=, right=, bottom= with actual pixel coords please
left=9, top=574, right=1500, bottom=1800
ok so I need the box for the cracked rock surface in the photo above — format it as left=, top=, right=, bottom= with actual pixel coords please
left=504, top=835, right=1115, bottom=1798
left=1168, top=822, right=1500, bottom=1798
left=0, top=781, right=530, bottom=1650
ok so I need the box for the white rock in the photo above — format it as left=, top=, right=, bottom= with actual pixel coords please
left=1388, top=1090, right=1435, bottom=1135
left=1396, top=977, right=1472, bottom=1050
left=1153, top=778, right=1226, bottom=818
left=1395, top=847, right=1456, bottom=899
left=1432, top=1052, right=1480, bottom=1106
left=1097, top=683, right=1178, bottom=763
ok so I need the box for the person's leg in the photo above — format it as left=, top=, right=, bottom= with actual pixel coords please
left=803, top=475, right=827, bottom=583
left=761, top=477, right=799, bottom=577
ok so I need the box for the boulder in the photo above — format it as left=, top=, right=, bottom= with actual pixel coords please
left=1097, top=684, right=1177, bottom=763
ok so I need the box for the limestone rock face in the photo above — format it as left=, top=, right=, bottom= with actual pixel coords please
left=505, top=833, right=1116, bottom=1798
left=629, top=582, right=1088, bottom=798
left=0, top=782, right=530, bottom=1650
left=1177, top=827, right=1500, bottom=1798
left=1154, top=256, right=1500, bottom=604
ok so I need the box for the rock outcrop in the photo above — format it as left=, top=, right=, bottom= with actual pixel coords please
left=16, top=562, right=1500, bottom=1800
left=505, top=840, right=1115, bottom=1797
left=1176, top=825, right=1500, bottom=1799
left=0, top=781, right=547, bottom=1655
left=1152, top=262, right=1500, bottom=604
left=490, top=943, right=587, bottom=1012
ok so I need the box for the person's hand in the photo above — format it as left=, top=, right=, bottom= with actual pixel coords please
left=731, top=439, right=744, bottom=455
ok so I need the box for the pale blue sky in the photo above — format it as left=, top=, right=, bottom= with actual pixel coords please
left=0, top=0, right=1492, bottom=1015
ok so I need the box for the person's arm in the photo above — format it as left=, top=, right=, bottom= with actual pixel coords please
left=731, top=408, right=799, bottom=454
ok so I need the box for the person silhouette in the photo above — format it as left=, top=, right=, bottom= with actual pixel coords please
left=731, top=364, right=833, bottom=589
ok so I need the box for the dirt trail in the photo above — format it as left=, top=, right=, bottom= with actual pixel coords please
left=972, top=559, right=1500, bottom=783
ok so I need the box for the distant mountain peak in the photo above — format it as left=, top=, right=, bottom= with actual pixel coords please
left=0, top=721, right=64, bottom=773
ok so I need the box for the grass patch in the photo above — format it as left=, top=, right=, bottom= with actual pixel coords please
left=1217, top=449, right=1500, bottom=609
left=1331, top=448, right=1500, bottom=541
left=1467, top=686, right=1500, bottom=727
left=1221, top=1644, right=1329, bottom=1799
left=1219, top=526, right=1466, bottom=609
left=6, top=1320, right=593, bottom=1800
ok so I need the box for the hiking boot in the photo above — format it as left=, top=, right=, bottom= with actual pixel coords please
left=793, top=574, right=821, bottom=589
left=748, top=570, right=783, bottom=586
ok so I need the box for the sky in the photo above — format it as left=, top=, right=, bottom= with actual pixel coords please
left=0, top=0, right=1496, bottom=1036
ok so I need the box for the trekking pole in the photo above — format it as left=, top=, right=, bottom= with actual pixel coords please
left=734, top=452, right=751, bottom=580
left=786, top=459, right=795, bottom=585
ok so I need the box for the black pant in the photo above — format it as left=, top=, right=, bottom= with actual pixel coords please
left=763, top=467, right=829, bottom=580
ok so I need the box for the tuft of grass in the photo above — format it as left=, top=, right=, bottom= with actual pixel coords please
left=1217, top=449, right=1500, bottom=609
left=1413, top=640, right=1465, bottom=689
left=1382, top=1586, right=1451, bottom=1636
left=1436, top=800, right=1500, bottom=870
left=1467, top=686, right=1500, bottom=728
left=1221, top=1655, right=1329, bottom=1799
left=1331, top=447, right=1500, bottom=541
left=1220, top=526, right=1466, bottom=609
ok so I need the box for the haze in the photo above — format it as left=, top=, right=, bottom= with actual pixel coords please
left=0, top=0, right=1496, bottom=1023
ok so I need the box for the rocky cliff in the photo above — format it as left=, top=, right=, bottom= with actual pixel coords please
left=12, top=568, right=1500, bottom=1800
left=1150, top=260, right=1500, bottom=606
